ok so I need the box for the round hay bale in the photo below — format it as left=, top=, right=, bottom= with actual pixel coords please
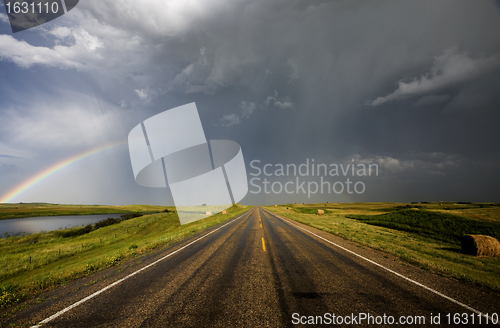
left=317, top=209, right=324, bottom=215
left=461, top=235, right=500, bottom=257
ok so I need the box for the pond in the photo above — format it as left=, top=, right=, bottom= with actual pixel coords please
left=0, top=214, right=124, bottom=237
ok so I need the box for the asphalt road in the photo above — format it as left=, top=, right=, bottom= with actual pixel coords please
left=4, top=207, right=500, bottom=327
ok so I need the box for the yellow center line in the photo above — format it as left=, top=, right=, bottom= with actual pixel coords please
left=262, top=237, right=266, bottom=251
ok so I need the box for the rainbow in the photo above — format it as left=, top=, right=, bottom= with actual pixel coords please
left=0, top=140, right=126, bottom=203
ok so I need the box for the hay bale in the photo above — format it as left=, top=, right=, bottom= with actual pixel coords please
left=205, top=211, right=212, bottom=216
left=461, top=235, right=500, bottom=257
left=317, top=209, right=324, bottom=215
left=222, top=210, right=228, bottom=215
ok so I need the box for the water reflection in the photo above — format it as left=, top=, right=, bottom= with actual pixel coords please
left=0, top=214, right=123, bottom=237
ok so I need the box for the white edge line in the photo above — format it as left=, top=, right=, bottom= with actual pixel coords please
left=31, top=211, right=249, bottom=327
left=263, top=208, right=493, bottom=321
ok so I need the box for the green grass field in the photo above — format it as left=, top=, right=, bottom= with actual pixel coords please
left=265, top=202, right=500, bottom=293
left=0, top=203, right=170, bottom=221
left=0, top=204, right=251, bottom=309
left=349, top=209, right=500, bottom=244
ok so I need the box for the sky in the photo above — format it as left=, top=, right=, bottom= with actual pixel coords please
left=0, top=0, right=499, bottom=206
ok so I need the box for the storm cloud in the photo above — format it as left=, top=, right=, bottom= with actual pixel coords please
left=0, top=0, right=499, bottom=204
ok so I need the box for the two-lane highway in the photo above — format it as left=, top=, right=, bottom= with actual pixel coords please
left=5, top=207, right=500, bottom=327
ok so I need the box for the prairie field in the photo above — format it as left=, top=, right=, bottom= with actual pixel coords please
left=0, top=204, right=251, bottom=310
left=0, top=203, right=171, bottom=221
left=265, top=202, right=500, bottom=292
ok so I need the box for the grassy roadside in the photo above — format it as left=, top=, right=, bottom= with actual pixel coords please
left=0, top=204, right=252, bottom=310
left=264, top=203, right=500, bottom=293
left=0, top=203, right=170, bottom=221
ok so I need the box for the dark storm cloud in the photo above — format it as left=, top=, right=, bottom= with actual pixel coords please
left=1, top=0, right=499, bottom=203
left=369, top=48, right=500, bottom=107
